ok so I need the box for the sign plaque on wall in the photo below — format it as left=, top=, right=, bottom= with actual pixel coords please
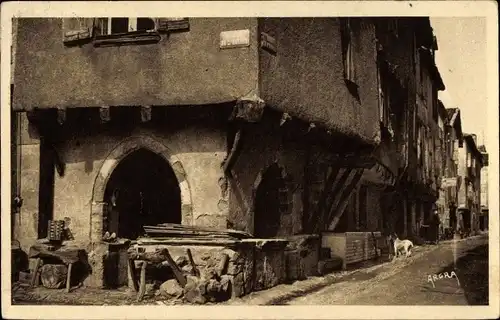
left=260, top=32, right=277, bottom=54
left=219, top=29, right=250, bottom=49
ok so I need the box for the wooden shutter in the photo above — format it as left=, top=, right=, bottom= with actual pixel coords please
left=62, top=18, right=94, bottom=44
left=156, top=18, right=190, bottom=33
left=93, top=18, right=109, bottom=36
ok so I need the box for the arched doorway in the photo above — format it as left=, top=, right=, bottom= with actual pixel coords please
left=103, top=148, right=181, bottom=240
left=253, top=164, right=288, bottom=238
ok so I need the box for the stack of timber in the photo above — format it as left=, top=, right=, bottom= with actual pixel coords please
left=143, top=223, right=253, bottom=240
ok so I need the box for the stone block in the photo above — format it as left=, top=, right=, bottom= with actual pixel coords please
left=183, top=275, right=206, bottom=304
left=40, top=264, right=68, bottom=289
left=230, top=273, right=245, bottom=298
left=226, top=261, right=243, bottom=275
left=159, top=279, right=183, bottom=298
left=285, top=250, right=305, bottom=281
left=317, top=258, right=342, bottom=275
left=222, top=248, right=239, bottom=262
left=253, top=247, right=286, bottom=291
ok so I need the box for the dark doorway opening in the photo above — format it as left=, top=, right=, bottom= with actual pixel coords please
left=38, top=136, right=55, bottom=239
left=254, top=164, right=286, bottom=238
left=103, top=148, right=181, bottom=240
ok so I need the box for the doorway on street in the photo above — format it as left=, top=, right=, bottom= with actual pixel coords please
left=103, top=148, right=181, bottom=240
left=253, top=164, right=287, bottom=238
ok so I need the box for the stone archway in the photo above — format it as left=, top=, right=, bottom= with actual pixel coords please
left=90, top=135, right=193, bottom=243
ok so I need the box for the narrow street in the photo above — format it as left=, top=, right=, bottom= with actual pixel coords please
left=283, top=235, right=489, bottom=305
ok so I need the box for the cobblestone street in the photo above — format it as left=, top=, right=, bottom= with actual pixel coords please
left=232, top=234, right=488, bottom=306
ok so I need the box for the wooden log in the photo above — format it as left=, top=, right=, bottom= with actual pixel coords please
left=140, top=106, right=152, bottom=122
left=57, top=108, right=66, bottom=125
left=30, top=258, right=41, bottom=287
left=136, top=261, right=147, bottom=302
left=127, top=248, right=173, bottom=264
left=186, top=249, right=200, bottom=278
left=66, top=263, right=73, bottom=293
left=127, top=259, right=138, bottom=292
left=327, top=169, right=364, bottom=231
left=99, top=106, right=111, bottom=123
left=162, top=249, right=187, bottom=288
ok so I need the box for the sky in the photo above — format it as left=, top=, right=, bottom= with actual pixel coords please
left=430, top=17, right=489, bottom=149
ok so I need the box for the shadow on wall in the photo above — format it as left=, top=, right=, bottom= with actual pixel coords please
left=41, top=105, right=230, bottom=166
left=436, top=244, right=488, bottom=305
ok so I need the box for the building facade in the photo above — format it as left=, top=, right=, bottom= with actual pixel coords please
left=12, top=17, right=397, bottom=288
left=436, top=104, right=463, bottom=232
left=14, top=17, right=484, bottom=293
left=479, top=145, right=489, bottom=231
left=456, top=134, right=484, bottom=233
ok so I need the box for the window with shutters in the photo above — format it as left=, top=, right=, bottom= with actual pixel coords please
left=340, top=18, right=360, bottom=101
left=62, top=17, right=189, bottom=47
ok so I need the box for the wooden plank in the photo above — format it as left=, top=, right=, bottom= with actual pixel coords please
left=128, top=248, right=173, bottom=264
left=136, top=261, right=147, bottom=302
left=326, top=169, right=364, bottom=231
left=186, top=249, right=200, bottom=278
left=318, top=169, right=353, bottom=232
left=307, top=166, right=341, bottom=231
left=149, top=223, right=252, bottom=237
left=127, top=259, right=138, bottom=292
left=162, top=249, right=187, bottom=287
left=66, top=263, right=73, bottom=293
left=30, top=258, right=41, bottom=287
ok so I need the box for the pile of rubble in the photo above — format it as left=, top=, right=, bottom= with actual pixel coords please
left=154, top=251, right=238, bottom=304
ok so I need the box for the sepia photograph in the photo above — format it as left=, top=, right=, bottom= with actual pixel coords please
left=1, top=1, right=498, bottom=319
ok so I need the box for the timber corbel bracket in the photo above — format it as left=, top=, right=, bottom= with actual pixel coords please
left=229, top=93, right=266, bottom=123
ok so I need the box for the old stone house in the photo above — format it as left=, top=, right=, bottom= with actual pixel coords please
left=456, top=134, right=484, bottom=233
left=479, top=145, right=489, bottom=231
left=436, top=105, right=464, bottom=232
left=12, top=17, right=397, bottom=290
left=360, top=17, right=445, bottom=241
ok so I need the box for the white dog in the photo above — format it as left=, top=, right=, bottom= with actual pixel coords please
left=388, top=234, right=413, bottom=259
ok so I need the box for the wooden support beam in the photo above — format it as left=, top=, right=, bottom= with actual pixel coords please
left=140, top=106, right=152, bottom=122
left=186, top=248, right=200, bottom=278
left=136, top=261, right=147, bottom=302
left=279, top=112, right=292, bottom=127
left=99, top=106, right=111, bottom=123
left=66, top=262, right=73, bottom=293
left=307, top=165, right=340, bottom=231
left=127, top=259, right=139, bottom=292
left=326, top=169, right=364, bottom=231
left=57, top=108, right=66, bottom=125
left=316, top=169, right=353, bottom=233
left=230, top=94, right=265, bottom=123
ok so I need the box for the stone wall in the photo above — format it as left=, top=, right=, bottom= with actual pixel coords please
left=51, top=125, right=227, bottom=247
left=12, top=113, right=42, bottom=252
left=126, top=238, right=288, bottom=302
left=15, top=117, right=228, bottom=261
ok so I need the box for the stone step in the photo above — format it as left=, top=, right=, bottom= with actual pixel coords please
left=317, top=257, right=343, bottom=275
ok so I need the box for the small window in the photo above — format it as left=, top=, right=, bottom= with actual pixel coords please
left=96, top=17, right=157, bottom=36
left=340, top=18, right=359, bottom=101
left=340, top=18, right=355, bottom=83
